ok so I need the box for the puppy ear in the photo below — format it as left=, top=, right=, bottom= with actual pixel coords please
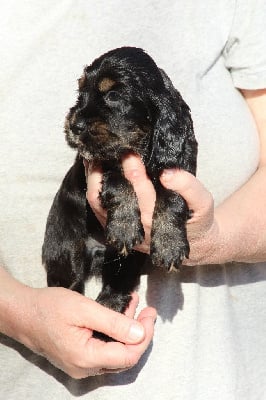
left=147, top=69, right=197, bottom=177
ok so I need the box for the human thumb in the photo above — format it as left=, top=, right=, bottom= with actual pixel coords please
left=80, top=298, right=147, bottom=344
left=160, top=169, right=213, bottom=219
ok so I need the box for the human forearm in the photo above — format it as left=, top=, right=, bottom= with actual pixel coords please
left=0, top=267, right=34, bottom=345
left=164, top=89, right=266, bottom=265
left=214, top=165, right=266, bottom=263
left=212, top=89, right=266, bottom=264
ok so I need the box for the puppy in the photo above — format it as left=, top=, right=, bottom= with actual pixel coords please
left=42, top=47, right=197, bottom=326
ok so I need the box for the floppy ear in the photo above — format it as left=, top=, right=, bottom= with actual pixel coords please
left=146, top=69, right=197, bottom=178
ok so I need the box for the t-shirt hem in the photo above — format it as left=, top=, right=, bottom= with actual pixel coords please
left=231, top=70, right=266, bottom=90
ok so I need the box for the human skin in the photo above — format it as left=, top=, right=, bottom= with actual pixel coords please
left=0, top=266, right=157, bottom=379
left=86, top=89, right=266, bottom=266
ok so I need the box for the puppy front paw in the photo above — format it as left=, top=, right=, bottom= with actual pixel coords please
left=150, top=222, right=189, bottom=271
left=106, top=208, right=144, bottom=255
left=151, top=236, right=189, bottom=272
left=150, top=188, right=190, bottom=270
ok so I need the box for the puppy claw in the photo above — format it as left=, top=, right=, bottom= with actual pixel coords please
left=120, top=244, right=128, bottom=257
left=151, top=237, right=190, bottom=271
left=168, top=263, right=179, bottom=273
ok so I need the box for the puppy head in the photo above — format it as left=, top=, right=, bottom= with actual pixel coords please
left=64, top=47, right=165, bottom=162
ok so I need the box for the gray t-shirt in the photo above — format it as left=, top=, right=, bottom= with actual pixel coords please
left=0, top=1, right=266, bottom=399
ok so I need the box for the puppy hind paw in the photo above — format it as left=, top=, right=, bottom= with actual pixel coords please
left=92, top=293, right=133, bottom=342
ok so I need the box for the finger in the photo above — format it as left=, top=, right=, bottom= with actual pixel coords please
left=122, top=154, right=148, bottom=182
left=122, top=154, right=156, bottom=227
left=78, top=298, right=146, bottom=344
left=160, top=169, right=213, bottom=219
left=89, top=307, right=157, bottom=370
left=86, top=166, right=102, bottom=205
left=122, top=154, right=156, bottom=202
left=86, top=165, right=106, bottom=225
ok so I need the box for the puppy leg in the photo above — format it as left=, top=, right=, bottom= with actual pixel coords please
left=100, top=168, right=145, bottom=255
left=45, top=242, right=87, bottom=293
left=150, top=183, right=189, bottom=271
left=43, top=157, right=105, bottom=293
left=93, top=250, right=144, bottom=341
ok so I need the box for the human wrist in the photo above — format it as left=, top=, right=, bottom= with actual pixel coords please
left=213, top=207, right=251, bottom=264
left=184, top=207, right=237, bottom=266
left=186, top=221, right=221, bottom=265
left=0, top=268, right=36, bottom=346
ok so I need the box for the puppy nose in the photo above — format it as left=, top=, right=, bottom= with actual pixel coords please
left=71, top=117, right=86, bottom=134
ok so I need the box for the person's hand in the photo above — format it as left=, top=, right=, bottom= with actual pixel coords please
left=85, top=157, right=156, bottom=254
left=160, top=168, right=219, bottom=265
left=17, top=286, right=156, bottom=379
left=86, top=154, right=220, bottom=265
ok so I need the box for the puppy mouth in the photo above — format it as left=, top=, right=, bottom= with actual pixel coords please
left=88, top=121, right=112, bottom=138
left=65, top=114, right=150, bottom=161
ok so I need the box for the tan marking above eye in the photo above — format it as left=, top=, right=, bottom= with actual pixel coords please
left=98, top=77, right=116, bottom=93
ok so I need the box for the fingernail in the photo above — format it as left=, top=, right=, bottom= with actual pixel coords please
left=161, top=169, right=177, bottom=181
left=128, top=323, right=145, bottom=342
left=129, top=169, right=141, bottom=179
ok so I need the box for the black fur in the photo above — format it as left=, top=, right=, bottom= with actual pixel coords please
left=42, top=47, right=197, bottom=338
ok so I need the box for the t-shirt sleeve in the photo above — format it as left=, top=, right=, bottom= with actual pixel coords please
left=223, top=0, right=266, bottom=89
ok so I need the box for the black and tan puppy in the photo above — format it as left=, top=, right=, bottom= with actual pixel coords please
left=42, top=47, right=197, bottom=323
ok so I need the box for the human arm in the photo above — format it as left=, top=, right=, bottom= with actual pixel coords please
left=86, top=89, right=266, bottom=265
left=188, top=88, right=266, bottom=264
left=210, top=88, right=266, bottom=263
left=0, top=266, right=156, bottom=379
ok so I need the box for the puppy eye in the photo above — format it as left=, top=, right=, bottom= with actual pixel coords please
left=104, top=90, right=120, bottom=103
